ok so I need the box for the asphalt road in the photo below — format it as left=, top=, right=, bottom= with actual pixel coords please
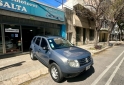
left=21, top=44, right=124, bottom=85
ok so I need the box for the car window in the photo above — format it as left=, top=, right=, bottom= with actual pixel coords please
left=33, top=37, right=36, bottom=42
left=48, top=38, right=73, bottom=49
left=35, top=37, right=41, bottom=45
left=40, top=38, right=48, bottom=48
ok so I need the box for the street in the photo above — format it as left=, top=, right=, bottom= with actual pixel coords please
left=21, top=44, right=124, bottom=85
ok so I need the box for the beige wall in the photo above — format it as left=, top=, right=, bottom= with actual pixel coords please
left=64, top=7, right=95, bottom=45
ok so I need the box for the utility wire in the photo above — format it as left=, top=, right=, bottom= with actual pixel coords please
left=54, top=0, right=73, bottom=9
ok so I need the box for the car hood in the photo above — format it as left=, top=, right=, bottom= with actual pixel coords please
left=54, top=46, right=90, bottom=58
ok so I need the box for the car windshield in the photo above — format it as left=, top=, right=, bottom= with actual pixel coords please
left=48, top=38, right=73, bottom=49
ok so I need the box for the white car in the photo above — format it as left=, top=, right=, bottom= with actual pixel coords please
left=0, top=36, right=13, bottom=50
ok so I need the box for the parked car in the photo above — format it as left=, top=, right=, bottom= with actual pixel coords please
left=0, top=36, right=13, bottom=50
left=30, top=36, right=93, bottom=82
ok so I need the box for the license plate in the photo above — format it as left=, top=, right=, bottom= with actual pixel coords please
left=86, top=65, right=90, bottom=70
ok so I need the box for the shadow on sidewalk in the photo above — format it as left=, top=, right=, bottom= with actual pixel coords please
left=0, top=61, right=26, bottom=71
left=63, top=66, right=95, bottom=83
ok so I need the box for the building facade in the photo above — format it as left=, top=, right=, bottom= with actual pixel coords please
left=65, top=7, right=95, bottom=46
left=0, top=0, right=66, bottom=55
left=59, top=0, right=95, bottom=45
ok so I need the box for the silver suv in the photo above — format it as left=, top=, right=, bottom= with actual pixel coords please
left=30, top=36, right=93, bottom=82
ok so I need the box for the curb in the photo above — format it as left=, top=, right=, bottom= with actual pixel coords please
left=93, top=46, right=112, bottom=55
left=0, top=68, right=49, bottom=85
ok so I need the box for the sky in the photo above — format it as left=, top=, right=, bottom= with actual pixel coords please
left=37, top=0, right=66, bottom=7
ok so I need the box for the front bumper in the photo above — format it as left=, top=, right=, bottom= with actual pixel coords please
left=61, top=60, right=93, bottom=77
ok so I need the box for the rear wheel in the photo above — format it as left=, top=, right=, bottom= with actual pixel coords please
left=30, top=50, right=36, bottom=60
left=49, top=63, right=63, bottom=83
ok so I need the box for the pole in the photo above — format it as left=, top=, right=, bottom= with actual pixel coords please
left=62, top=0, right=63, bottom=9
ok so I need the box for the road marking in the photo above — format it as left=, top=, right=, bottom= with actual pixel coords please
left=105, top=55, right=124, bottom=85
left=91, top=50, right=124, bottom=85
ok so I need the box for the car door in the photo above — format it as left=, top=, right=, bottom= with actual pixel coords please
left=34, top=37, right=41, bottom=59
left=38, top=38, right=50, bottom=66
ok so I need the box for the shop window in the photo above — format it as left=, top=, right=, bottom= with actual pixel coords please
left=4, top=24, right=21, bottom=53
left=53, top=28, right=60, bottom=36
left=45, top=28, right=53, bottom=35
left=37, top=27, right=44, bottom=36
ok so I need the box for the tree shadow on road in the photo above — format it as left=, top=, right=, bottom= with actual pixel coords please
left=65, top=66, right=95, bottom=82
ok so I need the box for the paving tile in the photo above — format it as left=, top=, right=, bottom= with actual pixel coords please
left=3, top=80, right=13, bottom=85
left=0, top=81, right=4, bottom=85
left=11, top=74, right=31, bottom=85
left=28, top=70, right=41, bottom=79
left=40, top=68, right=48, bottom=75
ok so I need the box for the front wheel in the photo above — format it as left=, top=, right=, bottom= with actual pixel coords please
left=49, top=63, right=64, bottom=83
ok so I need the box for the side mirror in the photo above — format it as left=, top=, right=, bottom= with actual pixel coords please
left=43, top=46, right=49, bottom=50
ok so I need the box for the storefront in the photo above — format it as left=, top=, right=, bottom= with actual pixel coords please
left=0, top=0, right=66, bottom=55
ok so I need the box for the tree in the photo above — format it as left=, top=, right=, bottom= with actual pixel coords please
left=81, top=0, right=110, bottom=46
left=104, top=0, right=124, bottom=45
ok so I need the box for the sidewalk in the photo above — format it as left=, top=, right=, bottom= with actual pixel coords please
left=0, top=54, right=48, bottom=85
left=0, top=41, right=123, bottom=85
left=78, top=41, right=124, bottom=55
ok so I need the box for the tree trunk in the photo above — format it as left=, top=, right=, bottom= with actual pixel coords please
left=94, top=29, right=99, bottom=46
left=94, top=19, right=100, bottom=46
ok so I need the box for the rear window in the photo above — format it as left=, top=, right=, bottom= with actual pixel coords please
left=35, top=37, right=41, bottom=45
left=33, top=37, right=36, bottom=42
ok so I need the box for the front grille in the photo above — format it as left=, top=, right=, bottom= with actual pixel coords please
left=78, top=56, right=91, bottom=66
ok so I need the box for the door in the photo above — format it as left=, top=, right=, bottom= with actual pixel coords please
left=83, top=28, right=86, bottom=44
left=38, top=38, right=50, bottom=66
left=34, top=37, right=41, bottom=59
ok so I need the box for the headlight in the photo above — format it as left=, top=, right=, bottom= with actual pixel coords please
left=67, top=60, right=80, bottom=68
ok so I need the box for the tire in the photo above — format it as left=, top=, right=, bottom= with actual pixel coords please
left=30, top=50, right=36, bottom=60
left=49, top=63, right=63, bottom=83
